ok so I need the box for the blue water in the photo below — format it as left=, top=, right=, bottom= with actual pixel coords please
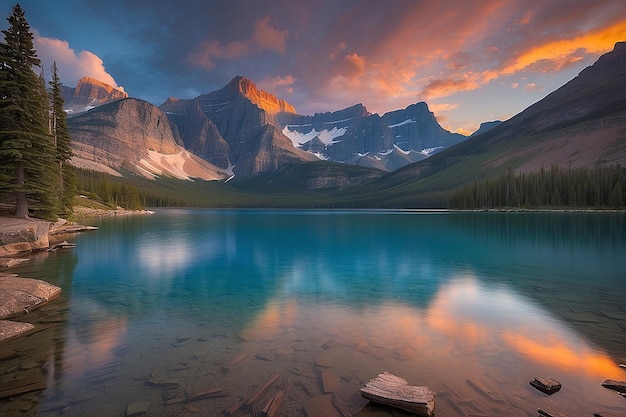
left=3, top=210, right=626, bottom=417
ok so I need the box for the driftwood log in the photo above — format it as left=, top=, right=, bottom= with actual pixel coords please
left=359, top=372, right=435, bottom=417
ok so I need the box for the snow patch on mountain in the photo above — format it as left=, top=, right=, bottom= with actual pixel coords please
left=389, top=119, right=416, bottom=128
left=282, top=125, right=347, bottom=147
left=317, top=127, right=347, bottom=145
left=420, top=146, right=443, bottom=155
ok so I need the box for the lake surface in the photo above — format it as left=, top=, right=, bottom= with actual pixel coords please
left=3, top=209, right=626, bottom=417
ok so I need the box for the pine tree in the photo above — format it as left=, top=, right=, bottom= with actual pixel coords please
left=0, top=4, right=56, bottom=219
left=49, top=61, right=75, bottom=215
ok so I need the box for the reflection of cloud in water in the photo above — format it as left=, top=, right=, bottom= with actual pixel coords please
left=62, top=313, right=128, bottom=381
left=138, top=244, right=192, bottom=278
left=136, top=233, right=227, bottom=278
left=242, top=271, right=622, bottom=381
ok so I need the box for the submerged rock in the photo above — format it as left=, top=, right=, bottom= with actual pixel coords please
left=530, top=377, right=562, bottom=395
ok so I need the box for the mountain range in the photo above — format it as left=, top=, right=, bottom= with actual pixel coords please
left=63, top=41, right=626, bottom=197
left=64, top=75, right=467, bottom=180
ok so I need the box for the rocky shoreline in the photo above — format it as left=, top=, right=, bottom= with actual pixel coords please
left=0, top=216, right=96, bottom=344
left=0, top=209, right=151, bottom=344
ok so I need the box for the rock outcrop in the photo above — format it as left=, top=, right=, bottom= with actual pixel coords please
left=232, top=75, right=296, bottom=114
left=0, top=217, right=49, bottom=257
left=62, top=77, right=128, bottom=115
left=0, top=274, right=61, bottom=343
left=160, top=98, right=231, bottom=169
left=68, top=98, right=227, bottom=180
left=161, top=76, right=317, bottom=176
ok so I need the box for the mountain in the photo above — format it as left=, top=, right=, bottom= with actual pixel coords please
left=277, top=101, right=466, bottom=171
left=376, top=41, right=626, bottom=191
left=67, top=98, right=228, bottom=181
left=62, top=77, right=128, bottom=115
left=161, top=76, right=466, bottom=175
left=469, top=121, right=502, bottom=137
left=160, top=76, right=318, bottom=176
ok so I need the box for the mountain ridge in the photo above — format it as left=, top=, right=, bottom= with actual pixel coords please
left=375, top=41, right=626, bottom=193
left=61, top=41, right=626, bottom=197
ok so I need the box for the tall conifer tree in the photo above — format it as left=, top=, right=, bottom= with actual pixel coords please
left=0, top=3, right=56, bottom=219
left=49, top=61, right=75, bottom=215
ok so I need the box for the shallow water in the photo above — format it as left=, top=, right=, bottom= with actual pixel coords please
left=2, top=209, right=626, bottom=417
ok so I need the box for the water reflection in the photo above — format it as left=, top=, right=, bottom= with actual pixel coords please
left=3, top=210, right=625, bottom=417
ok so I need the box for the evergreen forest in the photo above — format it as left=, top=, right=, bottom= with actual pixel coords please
left=0, top=4, right=75, bottom=220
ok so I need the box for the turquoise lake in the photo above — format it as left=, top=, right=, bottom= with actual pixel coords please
left=3, top=209, right=626, bottom=417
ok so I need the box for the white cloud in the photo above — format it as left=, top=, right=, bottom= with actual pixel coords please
left=33, top=29, right=121, bottom=89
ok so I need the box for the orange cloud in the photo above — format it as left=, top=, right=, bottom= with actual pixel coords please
left=482, top=18, right=626, bottom=83
left=259, top=74, right=296, bottom=94
left=342, top=53, right=366, bottom=79
left=420, top=77, right=480, bottom=100
left=252, top=16, right=288, bottom=54
left=188, top=16, right=288, bottom=71
left=328, top=41, right=348, bottom=59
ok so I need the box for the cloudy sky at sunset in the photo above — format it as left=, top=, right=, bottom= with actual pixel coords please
left=2, top=0, right=626, bottom=135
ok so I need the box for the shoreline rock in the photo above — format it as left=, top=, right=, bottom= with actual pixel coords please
left=0, top=273, right=62, bottom=344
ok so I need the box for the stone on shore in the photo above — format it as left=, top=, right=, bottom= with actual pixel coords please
left=0, top=274, right=61, bottom=344
left=0, top=217, right=50, bottom=256
left=0, top=275, right=61, bottom=319
left=0, top=320, right=34, bottom=344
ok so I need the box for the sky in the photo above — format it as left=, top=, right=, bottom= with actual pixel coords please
left=2, top=1, right=626, bottom=135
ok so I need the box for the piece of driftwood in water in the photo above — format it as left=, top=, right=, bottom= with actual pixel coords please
left=530, top=377, right=562, bottom=395
left=0, top=375, right=47, bottom=399
left=226, top=373, right=281, bottom=416
left=244, top=373, right=280, bottom=406
left=359, top=372, right=435, bottom=417
left=186, top=387, right=228, bottom=402
left=262, top=379, right=293, bottom=417
left=47, top=241, right=76, bottom=251
left=601, top=379, right=626, bottom=393
left=538, top=408, right=569, bottom=417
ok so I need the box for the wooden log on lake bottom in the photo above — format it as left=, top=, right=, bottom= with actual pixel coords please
left=186, top=387, right=228, bottom=402
left=0, top=376, right=47, bottom=399
left=262, top=379, right=293, bottom=417
left=244, top=373, right=280, bottom=406
left=359, top=372, right=435, bottom=417
left=538, top=408, right=570, bottom=417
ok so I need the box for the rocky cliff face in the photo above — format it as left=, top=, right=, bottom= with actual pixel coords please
left=163, top=76, right=466, bottom=175
left=67, top=98, right=226, bottom=180
left=278, top=101, right=466, bottom=171
left=62, top=77, right=128, bottom=115
left=161, top=98, right=231, bottom=168
left=233, top=76, right=296, bottom=114
left=161, top=76, right=317, bottom=176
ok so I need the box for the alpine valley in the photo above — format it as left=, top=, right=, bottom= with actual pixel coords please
left=64, top=42, right=626, bottom=207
